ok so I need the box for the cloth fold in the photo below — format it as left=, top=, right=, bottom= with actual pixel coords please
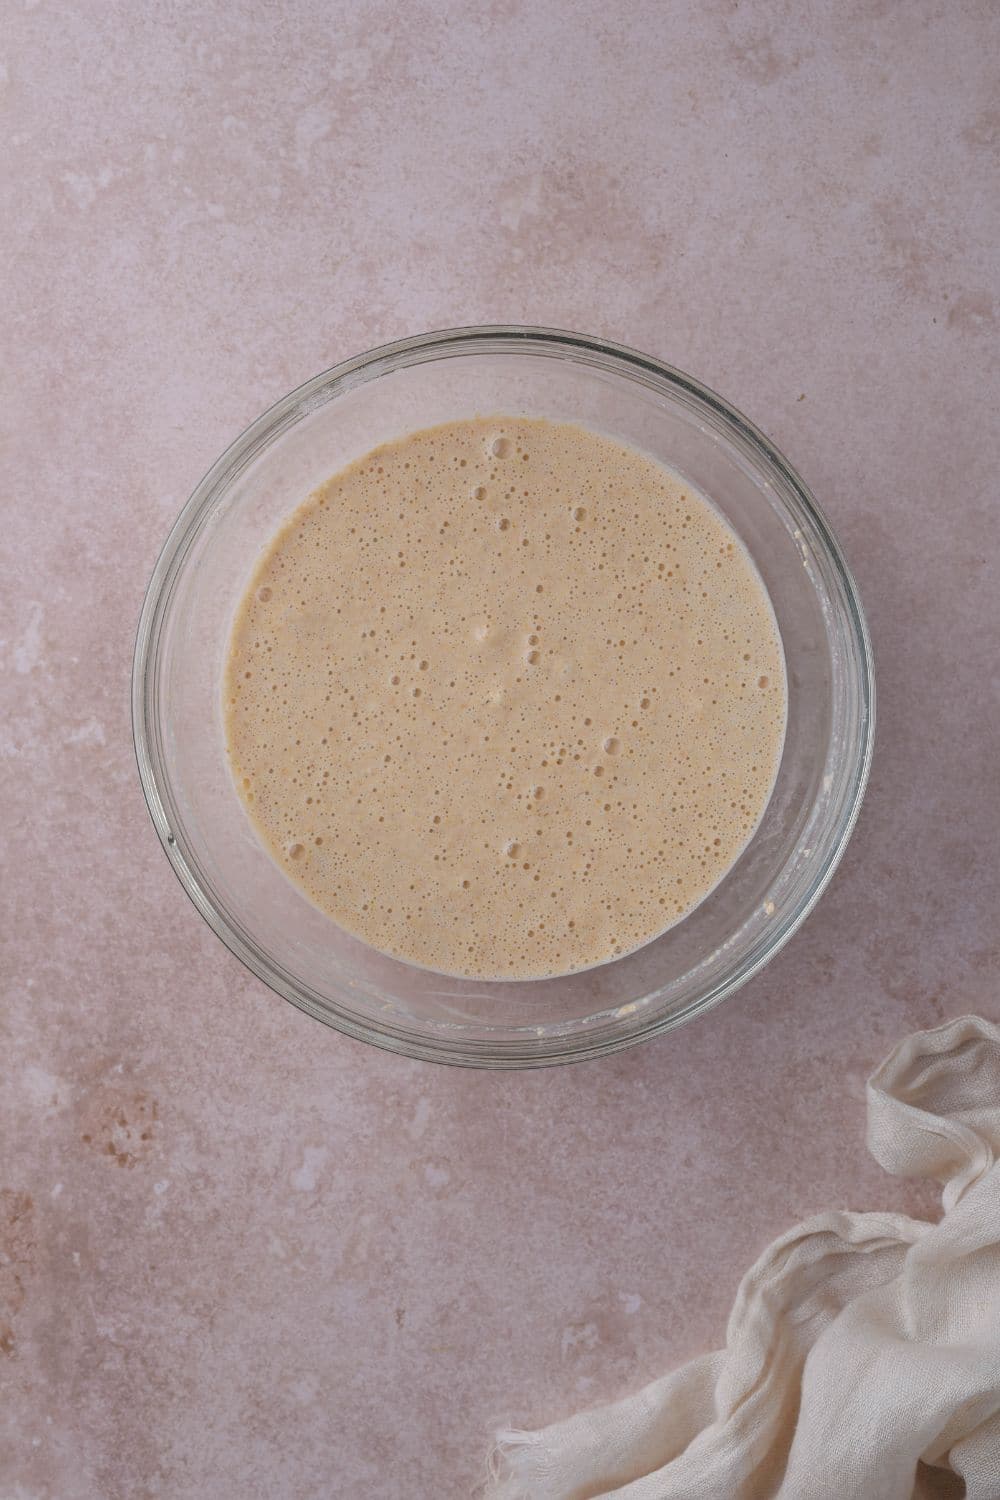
left=485, top=1016, right=1000, bottom=1500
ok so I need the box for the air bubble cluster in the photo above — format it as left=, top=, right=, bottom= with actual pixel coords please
left=224, top=417, right=786, bottom=978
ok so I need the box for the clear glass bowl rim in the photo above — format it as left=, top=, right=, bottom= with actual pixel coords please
left=132, top=324, right=875, bottom=1068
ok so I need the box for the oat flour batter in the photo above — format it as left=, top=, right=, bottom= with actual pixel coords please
left=224, top=417, right=786, bottom=979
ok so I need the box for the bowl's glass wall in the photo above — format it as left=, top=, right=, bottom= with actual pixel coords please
left=135, top=330, right=872, bottom=1065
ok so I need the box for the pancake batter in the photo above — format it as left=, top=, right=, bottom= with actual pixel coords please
left=224, top=417, right=786, bottom=979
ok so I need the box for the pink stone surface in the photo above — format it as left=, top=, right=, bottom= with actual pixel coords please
left=2, top=3, right=999, bottom=1496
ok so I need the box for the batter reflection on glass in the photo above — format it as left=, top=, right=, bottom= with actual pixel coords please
left=225, top=416, right=787, bottom=980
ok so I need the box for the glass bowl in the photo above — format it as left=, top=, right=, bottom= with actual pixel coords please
left=133, top=326, right=873, bottom=1067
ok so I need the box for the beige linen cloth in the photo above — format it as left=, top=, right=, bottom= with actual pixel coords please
left=485, top=1016, right=1000, bottom=1500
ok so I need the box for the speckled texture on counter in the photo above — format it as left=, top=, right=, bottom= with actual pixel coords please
left=2, top=3, right=999, bottom=1497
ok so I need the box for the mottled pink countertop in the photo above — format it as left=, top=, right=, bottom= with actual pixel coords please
left=3, top=4, right=999, bottom=1496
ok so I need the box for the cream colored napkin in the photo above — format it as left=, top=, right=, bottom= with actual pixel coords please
left=485, top=1016, right=1000, bottom=1500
